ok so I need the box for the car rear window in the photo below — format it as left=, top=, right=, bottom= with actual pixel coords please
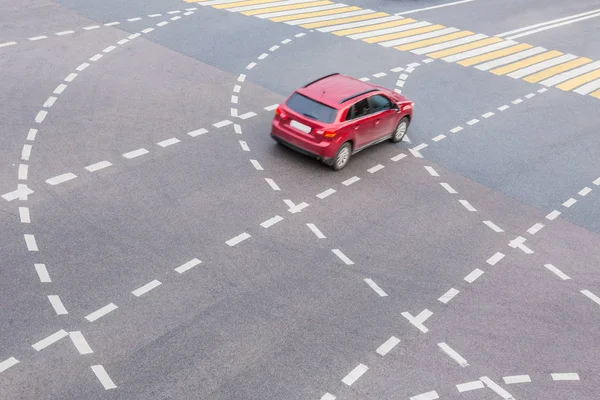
left=285, top=92, right=337, bottom=123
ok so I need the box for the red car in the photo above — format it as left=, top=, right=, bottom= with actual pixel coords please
left=271, top=73, right=414, bottom=170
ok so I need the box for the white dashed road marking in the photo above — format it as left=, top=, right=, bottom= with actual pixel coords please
left=459, top=199, right=477, bottom=211
left=527, top=222, right=544, bottom=234
left=498, top=105, right=510, bottom=111
left=0, top=357, right=19, bottom=373
left=551, top=373, right=579, bottom=381
left=482, top=111, right=495, bottom=118
left=85, top=161, right=112, bottom=172
left=578, top=186, right=592, bottom=196
left=54, top=84, right=67, bottom=94
left=480, top=376, right=515, bottom=400
left=85, top=303, right=118, bottom=322
left=376, top=336, right=400, bottom=356
left=456, top=380, right=484, bottom=392
left=43, top=96, right=57, bottom=107
left=440, top=182, right=457, bottom=194
left=364, top=278, right=388, bottom=297
left=226, top=232, right=251, bottom=246
left=483, top=220, right=504, bottom=232
left=265, top=178, right=281, bottom=191
left=19, top=207, right=30, bottom=223
left=213, top=119, right=232, bottom=128
left=69, top=331, right=93, bottom=354
left=464, top=268, right=483, bottom=283
left=438, top=288, right=459, bottom=304
left=175, top=258, right=201, bottom=274
left=187, top=128, right=207, bottom=137
left=432, top=134, right=446, bottom=141
left=260, top=215, right=283, bottom=228
left=391, top=153, right=407, bottom=161
left=438, top=342, right=469, bottom=367
left=123, top=148, right=149, bottom=159
left=367, top=164, right=384, bottom=173
left=320, top=394, right=336, bottom=400
left=466, top=118, right=479, bottom=125
left=503, top=375, right=531, bottom=384
left=157, top=137, right=181, bottom=147
left=342, top=364, right=368, bottom=386
left=544, top=264, right=570, bottom=280
left=424, top=166, right=439, bottom=176
left=132, top=280, right=161, bottom=297
left=410, top=390, right=439, bottom=400
left=32, top=329, right=68, bottom=351
left=90, top=54, right=103, bottom=61
left=450, top=126, right=463, bottom=133
left=486, top=252, right=505, bottom=265
left=402, top=309, right=432, bottom=333
left=250, top=160, right=263, bottom=170
left=342, top=176, right=360, bottom=186
left=35, top=263, right=51, bottom=282
left=35, top=110, right=48, bottom=123
left=91, top=365, right=117, bottom=390
left=306, top=223, right=326, bottom=238
left=239, top=141, right=250, bottom=151
left=317, top=188, right=336, bottom=199
left=48, top=295, right=68, bottom=315
left=581, top=290, right=600, bottom=306
left=24, top=234, right=38, bottom=251
left=332, top=249, right=354, bottom=265
left=562, top=198, right=577, bottom=207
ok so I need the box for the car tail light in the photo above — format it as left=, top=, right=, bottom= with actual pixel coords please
left=275, top=105, right=288, bottom=120
left=316, top=129, right=337, bottom=138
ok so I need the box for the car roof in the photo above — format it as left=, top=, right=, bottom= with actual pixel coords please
left=296, top=73, right=380, bottom=110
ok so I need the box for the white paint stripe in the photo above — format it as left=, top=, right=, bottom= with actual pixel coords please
left=288, top=9, right=375, bottom=25
left=83, top=25, right=100, bottom=30
left=213, top=120, right=232, bottom=128
left=574, top=77, right=600, bottom=95
left=48, top=295, right=68, bottom=315
left=422, top=58, right=434, bottom=63
left=54, top=84, right=67, bottom=94
left=35, top=263, right=51, bottom=282
left=594, top=176, right=600, bottom=185
left=477, top=47, right=548, bottom=71
left=90, top=54, right=103, bottom=61
left=258, top=3, right=346, bottom=18
left=503, top=375, right=531, bottom=384
left=104, top=21, right=120, bottom=26
left=157, top=137, right=181, bottom=147
left=368, top=164, right=384, bottom=173
left=581, top=290, right=600, bottom=306
left=123, top=148, right=149, bottom=159
left=450, top=126, right=463, bottom=133
left=413, top=143, right=428, bottom=151
left=342, top=364, right=368, bottom=386
left=380, top=27, right=459, bottom=47
left=498, top=105, right=510, bottom=111
left=364, top=278, right=388, bottom=297
left=246, top=62, right=257, bottom=70
left=0, top=41, right=17, bottom=47
left=497, top=8, right=600, bottom=37
left=32, top=329, right=68, bottom=351
left=128, top=33, right=141, bottom=39
left=424, top=166, right=439, bottom=176
left=457, top=380, right=484, bottom=392
left=342, top=176, right=360, bottom=186
left=27, top=129, right=38, bottom=140
left=527, top=222, right=544, bottom=234
left=85, top=303, right=118, bottom=322
left=239, top=141, right=250, bottom=151
left=525, top=93, right=536, bottom=98
left=91, top=365, right=117, bottom=390
left=56, top=31, right=74, bottom=35
left=229, top=0, right=316, bottom=13
left=372, top=72, right=386, bottom=78
left=350, top=21, right=432, bottom=40
left=127, top=17, right=142, bottom=21
left=24, top=234, right=38, bottom=251
left=85, top=161, right=112, bottom=172
left=391, top=153, right=407, bottom=161
left=480, top=376, right=515, bottom=400
left=512, top=98, right=523, bottom=104
left=544, top=264, right=570, bottom=280
left=141, top=28, right=154, bottom=33
left=551, top=373, right=580, bottom=381
left=546, top=210, right=561, bottom=220
left=0, top=357, right=19, bottom=373
left=226, top=232, right=251, bottom=246
left=464, top=268, right=483, bottom=283
left=332, top=249, right=354, bottom=265
left=409, top=148, right=422, bottom=158
left=231, top=95, right=239, bottom=103
left=459, top=199, right=476, bottom=211
left=483, top=220, right=503, bottom=232
left=167, top=10, right=181, bottom=14
left=320, top=394, right=336, bottom=400
left=440, top=182, right=457, bottom=193
left=157, top=21, right=168, bottom=27
left=443, top=40, right=517, bottom=62
left=239, top=111, right=257, bottom=119
left=237, top=73, right=246, bottom=82
left=265, top=178, right=281, bottom=191
left=438, top=288, right=459, bottom=303
left=432, top=134, right=446, bottom=141
left=103, top=45, right=116, bottom=53
left=75, top=63, right=90, bottom=72
left=29, top=35, right=47, bottom=41
left=18, top=207, right=30, bottom=223
left=376, top=336, right=400, bottom=356
left=250, top=159, right=263, bottom=170
left=188, top=128, right=208, bottom=137
left=396, top=80, right=405, bottom=88
left=538, top=87, right=548, bottom=93
left=487, top=252, right=505, bottom=265
left=317, top=188, right=336, bottom=199
left=319, top=16, right=402, bottom=33
left=233, top=84, right=242, bottom=93
left=578, top=186, right=592, bottom=196
left=563, top=197, right=577, bottom=207
left=35, top=110, right=48, bottom=123
left=397, top=0, right=475, bottom=15
left=175, top=258, right=202, bottom=274
left=264, top=104, right=279, bottom=111
left=508, top=53, right=577, bottom=79
left=438, top=342, right=468, bottom=367
left=69, top=331, right=93, bottom=354
left=505, top=12, right=600, bottom=40
left=467, top=118, right=479, bottom=125
left=132, top=280, right=161, bottom=297
left=260, top=215, right=283, bottom=228
left=307, top=223, right=326, bottom=238
left=411, top=33, right=487, bottom=55
left=269, top=45, right=280, bottom=51
left=482, top=111, right=495, bottom=118
left=410, top=390, right=439, bottom=400
left=18, top=164, right=28, bottom=180
left=295, top=32, right=306, bottom=37
left=401, top=310, right=432, bottom=333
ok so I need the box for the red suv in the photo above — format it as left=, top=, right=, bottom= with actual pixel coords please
left=271, top=73, right=413, bottom=170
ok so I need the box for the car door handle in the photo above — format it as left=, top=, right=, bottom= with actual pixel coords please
left=375, top=119, right=380, bottom=125
left=353, top=125, right=359, bottom=130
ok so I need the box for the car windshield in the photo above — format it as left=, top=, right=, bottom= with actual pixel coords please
left=286, top=92, right=337, bottom=123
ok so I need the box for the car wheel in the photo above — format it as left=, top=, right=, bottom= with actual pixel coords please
left=332, top=142, right=352, bottom=171
left=391, top=117, right=409, bottom=143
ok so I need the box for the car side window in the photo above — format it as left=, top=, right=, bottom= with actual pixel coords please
left=368, top=94, right=392, bottom=113
left=345, top=98, right=370, bottom=121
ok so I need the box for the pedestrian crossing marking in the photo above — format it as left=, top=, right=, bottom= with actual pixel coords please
left=331, top=17, right=414, bottom=36
left=557, top=68, right=600, bottom=91
left=395, top=30, right=474, bottom=51
left=458, top=43, right=532, bottom=67
left=489, top=50, right=563, bottom=75
left=270, top=5, right=359, bottom=20
left=243, top=1, right=331, bottom=16
left=364, top=24, right=446, bottom=44
left=427, top=37, right=502, bottom=59
left=303, top=12, right=389, bottom=29
left=523, top=57, right=592, bottom=83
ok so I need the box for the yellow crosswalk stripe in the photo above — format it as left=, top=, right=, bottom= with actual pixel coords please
left=556, top=68, right=600, bottom=91
left=243, top=0, right=330, bottom=15
left=489, top=50, right=563, bottom=76
left=395, top=30, right=473, bottom=51
left=331, top=18, right=414, bottom=36
left=427, top=37, right=502, bottom=59
left=364, top=24, right=446, bottom=44
left=523, top=57, right=592, bottom=83
left=214, top=0, right=280, bottom=9
left=301, top=11, right=388, bottom=29
left=591, top=89, right=600, bottom=99
left=457, top=43, right=533, bottom=67
left=271, top=5, right=360, bottom=22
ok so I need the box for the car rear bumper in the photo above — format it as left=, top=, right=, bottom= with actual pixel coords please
left=271, top=121, right=337, bottom=163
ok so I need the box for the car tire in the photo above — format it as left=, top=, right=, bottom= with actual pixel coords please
left=391, top=117, right=409, bottom=143
left=331, top=142, right=352, bottom=171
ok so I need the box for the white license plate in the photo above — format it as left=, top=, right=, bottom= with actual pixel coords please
left=290, top=119, right=311, bottom=134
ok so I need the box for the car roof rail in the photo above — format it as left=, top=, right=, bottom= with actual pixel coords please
left=338, top=88, right=378, bottom=104
left=302, top=72, right=340, bottom=88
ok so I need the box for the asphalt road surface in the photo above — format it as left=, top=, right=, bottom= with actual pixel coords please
left=1, top=0, right=599, bottom=399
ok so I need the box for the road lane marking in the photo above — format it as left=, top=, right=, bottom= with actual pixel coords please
left=527, top=222, right=544, bottom=234
left=482, top=111, right=495, bottom=118
left=69, top=331, right=93, bottom=354
left=264, top=104, right=279, bottom=110
left=498, top=104, right=509, bottom=111
left=85, top=303, right=118, bottom=322
left=141, top=27, right=155, bottom=33
left=483, top=220, right=504, bottom=232
left=581, top=290, right=600, bottom=306
left=175, top=258, right=202, bottom=273
left=43, top=96, right=57, bottom=108
left=54, top=84, right=67, bottom=94
left=91, top=365, right=117, bottom=389
left=0, top=357, right=19, bottom=373
left=367, top=164, right=384, bottom=173
left=424, top=166, right=439, bottom=176
left=32, top=329, right=68, bottom=351
left=226, top=232, right=251, bottom=246
left=83, top=25, right=100, bottom=30
left=90, top=54, right=103, bottom=61
left=508, top=54, right=578, bottom=79
left=544, top=264, right=570, bottom=280
left=512, top=98, right=523, bottom=104
left=342, top=176, right=360, bottom=185
left=562, top=198, right=577, bottom=207
left=320, top=394, right=336, bottom=400
left=364, top=278, right=388, bottom=297
left=438, top=288, right=459, bottom=303
left=0, top=41, right=17, bottom=48
left=443, top=40, right=518, bottom=63
left=464, top=268, right=483, bottom=283
left=409, top=148, right=422, bottom=158
left=213, top=119, right=232, bottom=128
left=188, top=128, right=208, bottom=137
left=486, top=252, right=504, bottom=265
left=265, top=178, right=281, bottom=190
left=18, top=164, right=28, bottom=180
left=103, top=45, right=116, bottom=53
left=260, top=215, right=283, bottom=228
left=450, top=126, right=463, bottom=133
left=545, top=210, right=561, bottom=220
left=384, top=27, right=459, bottom=47
left=438, top=342, right=468, bottom=367
left=27, top=128, right=38, bottom=140
left=480, top=376, right=514, bottom=399
left=35, top=110, right=48, bottom=123
left=48, top=295, right=68, bottom=315
left=459, top=43, right=533, bottom=67
left=432, top=134, right=446, bottom=141
left=456, top=380, right=484, bottom=392
left=525, top=93, right=536, bottom=98
left=391, top=153, right=407, bottom=161
left=132, top=280, right=161, bottom=297
left=239, top=140, right=250, bottom=151
left=157, top=137, right=181, bottom=147
left=332, top=249, right=354, bottom=265
left=509, top=236, right=534, bottom=254
left=396, top=0, right=475, bottom=15
left=440, top=182, right=457, bottom=193
left=317, top=188, right=336, bottom=199
left=551, top=373, right=580, bottom=381
left=307, top=223, right=326, bottom=238
left=578, top=186, right=592, bottom=196
left=503, top=375, right=531, bottom=384
left=85, top=161, right=112, bottom=172
left=234, top=124, right=242, bottom=134
left=35, top=263, right=51, bottom=282
left=459, top=199, right=477, bottom=211
left=504, top=10, right=600, bottom=40
left=401, top=309, right=432, bottom=333
left=342, top=364, right=368, bottom=386
left=24, top=234, right=38, bottom=251
left=250, top=159, right=264, bottom=170
left=594, top=176, right=600, bottom=185
left=123, top=148, right=149, bottom=159
left=76, top=62, right=90, bottom=71
left=476, top=46, right=547, bottom=71
left=410, top=390, right=439, bottom=400
left=497, top=8, right=600, bottom=37
left=376, top=336, right=400, bottom=356
left=466, top=118, right=479, bottom=125
left=315, top=14, right=396, bottom=32
left=373, top=72, right=387, bottom=77
left=157, top=21, right=168, bottom=26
